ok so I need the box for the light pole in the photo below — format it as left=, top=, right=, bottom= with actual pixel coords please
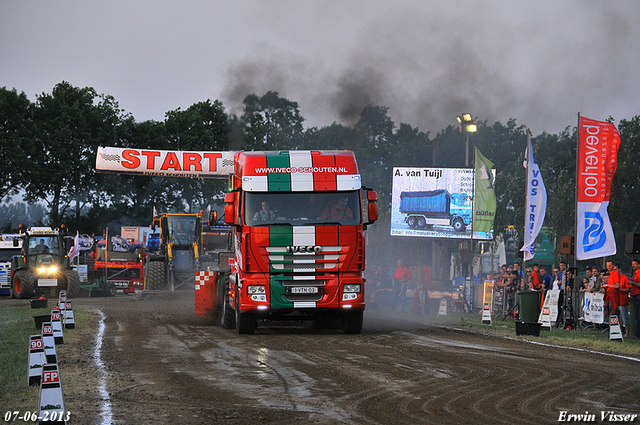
left=457, top=113, right=477, bottom=167
left=456, top=113, right=477, bottom=306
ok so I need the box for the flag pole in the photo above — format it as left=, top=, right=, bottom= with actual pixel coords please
left=574, top=113, right=580, bottom=271
left=522, top=130, right=530, bottom=289
left=471, top=149, right=476, bottom=284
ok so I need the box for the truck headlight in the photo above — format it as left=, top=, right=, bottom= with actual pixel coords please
left=37, top=265, right=58, bottom=275
left=342, top=293, right=358, bottom=301
left=247, top=285, right=267, bottom=302
left=247, top=285, right=265, bottom=295
left=343, top=284, right=361, bottom=293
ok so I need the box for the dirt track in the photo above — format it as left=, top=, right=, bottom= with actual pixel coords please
left=47, top=291, right=640, bottom=424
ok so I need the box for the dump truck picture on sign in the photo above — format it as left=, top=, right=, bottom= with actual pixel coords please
left=390, top=167, right=493, bottom=240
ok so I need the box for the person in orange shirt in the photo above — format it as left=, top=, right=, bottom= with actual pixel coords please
left=630, top=259, right=640, bottom=339
left=603, top=260, right=620, bottom=320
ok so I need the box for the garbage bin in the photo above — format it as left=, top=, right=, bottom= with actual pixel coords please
left=517, top=290, right=541, bottom=322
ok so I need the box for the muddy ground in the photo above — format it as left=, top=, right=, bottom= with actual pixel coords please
left=13, top=291, right=640, bottom=425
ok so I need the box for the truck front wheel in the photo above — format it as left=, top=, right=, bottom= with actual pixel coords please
left=221, top=281, right=235, bottom=329
left=342, top=310, right=363, bottom=334
left=103, top=282, right=117, bottom=297
left=235, top=286, right=257, bottom=334
left=452, top=217, right=466, bottom=232
left=12, top=270, right=35, bottom=299
left=146, top=261, right=166, bottom=290
left=64, top=269, right=80, bottom=298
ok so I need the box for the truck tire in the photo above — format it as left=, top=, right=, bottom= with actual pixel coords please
left=147, top=261, right=166, bottom=290
left=12, top=270, right=35, bottom=299
left=235, top=285, right=256, bottom=334
left=452, top=217, right=466, bottom=232
left=221, top=281, right=235, bottom=329
left=64, top=269, right=81, bottom=298
left=342, top=310, right=363, bottom=334
left=103, top=282, right=117, bottom=297
left=416, top=216, right=426, bottom=228
left=407, top=216, right=417, bottom=228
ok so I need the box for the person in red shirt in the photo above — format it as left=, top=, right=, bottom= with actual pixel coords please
left=603, top=260, right=620, bottom=319
left=393, top=260, right=411, bottom=312
left=616, top=263, right=630, bottom=337
left=529, top=264, right=542, bottom=290
left=630, top=259, right=640, bottom=339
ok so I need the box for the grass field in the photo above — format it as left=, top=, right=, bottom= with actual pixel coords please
left=390, top=308, right=640, bottom=357
left=0, top=302, right=88, bottom=416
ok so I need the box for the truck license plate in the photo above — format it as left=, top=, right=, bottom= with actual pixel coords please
left=290, top=286, right=318, bottom=294
left=38, top=278, right=58, bottom=287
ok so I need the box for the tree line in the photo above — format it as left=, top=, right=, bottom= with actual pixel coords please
left=1, top=81, right=639, bottom=266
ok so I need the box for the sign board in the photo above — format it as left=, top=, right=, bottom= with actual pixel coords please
left=391, top=167, right=493, bottom=240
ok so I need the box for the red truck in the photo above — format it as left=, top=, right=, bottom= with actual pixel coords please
left=220, top=150, right=378, bottom=334
left=96, top=147, right=378, bottom=333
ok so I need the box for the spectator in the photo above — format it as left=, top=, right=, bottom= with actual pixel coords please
left=558, top=261, right=568, bottom=291
left=374, top=265, right=392, bottom=289
left=617, top=264, right=630, bottom=337
left=393, top=260, right=411, bottom=312
left=513, top=261, right=524, bottom=282
left=565, top=268, right=575, bottom=293
left=504, top=271, right=518, bottom=318
left=583, top=268, right=593, bottom=291
left=603, top=260, right=620, bottom=319
left=630, top=259, right=640, bottom=339
left=579, top=276, right=590, bottom=293
left=590, top=266, right=601, bottom=293
left=552, top=266, right=561, bottom=290
left=540, top=266, right=552, bottom=292
left=529, top=263, right=542, bottom=290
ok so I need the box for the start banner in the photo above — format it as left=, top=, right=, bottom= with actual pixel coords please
left=576, top=117, right=620, bottom=260
left=95, top=146, right=236, bottom=178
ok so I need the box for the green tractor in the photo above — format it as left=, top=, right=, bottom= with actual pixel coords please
left=145, top=213, right=203, bottom=291
left=10, top=227, right=80, bottom=299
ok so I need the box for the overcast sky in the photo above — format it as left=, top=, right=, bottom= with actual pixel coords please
left=2, top=1, right=639, bottom=136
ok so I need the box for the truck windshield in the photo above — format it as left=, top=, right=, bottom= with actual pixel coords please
left=28, top=236, right=59, bottom=255
left=167, top=216, right=197, bottom=245
left=244, top=191, right=361, bottom=226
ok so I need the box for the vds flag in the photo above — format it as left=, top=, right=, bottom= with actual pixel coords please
left=576, top=116, right=620, bottom=260
left=520, top=134, right=547, bottom=261
left=473, top=148, right=496, bottom=236
left=67, top=231, right=80, bottom=262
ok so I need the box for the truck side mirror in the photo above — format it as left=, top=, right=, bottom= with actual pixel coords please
left=224, top=192, right=237, bottom=225
left=362, top=188, right=378, bottom=226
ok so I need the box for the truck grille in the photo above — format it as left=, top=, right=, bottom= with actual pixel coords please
left=266, top=246, right=342, bottom=272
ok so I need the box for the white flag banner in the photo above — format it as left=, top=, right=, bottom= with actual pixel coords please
left=520, top=134, right=547, bottom=261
